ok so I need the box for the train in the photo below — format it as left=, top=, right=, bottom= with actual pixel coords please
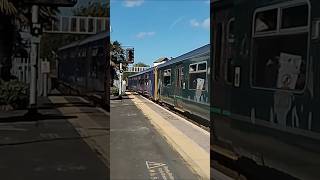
left=211, top=0, right=320, bottom=179
left=57, top=31, right=109, bottom=104
left=128, top=44, right=210, bottom=121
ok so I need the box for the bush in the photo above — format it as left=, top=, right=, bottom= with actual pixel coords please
left=0, top=79, right=28, bottom=110
left=111, top=86, right=119, bottom=96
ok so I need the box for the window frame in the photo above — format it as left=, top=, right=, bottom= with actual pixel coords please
left=188, top=61, right=207, bottom=91
left=250, top=0, right=311, bottom=93
left=252, top=1, right=310, bottom=38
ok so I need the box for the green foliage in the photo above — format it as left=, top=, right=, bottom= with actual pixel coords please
left=133, top=62, right=149, bottom=67
left=73, top=0, right=109, bottom=17
left=111, top=86, right=119, bottom=96
left=0, top=79, right=28, bottom=109
left=123, top=72, right=136, bottom=80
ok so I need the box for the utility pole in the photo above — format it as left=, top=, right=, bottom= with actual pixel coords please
left=27, top=5, right=40, bottom=115
left=119, top=62, right=123, bottom=96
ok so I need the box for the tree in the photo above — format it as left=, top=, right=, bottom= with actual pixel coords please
left=0, top=0, right=60, bottom=80
left=0, top=0, right=17, bottom=15
left=133, top=62, right=150, bottom=67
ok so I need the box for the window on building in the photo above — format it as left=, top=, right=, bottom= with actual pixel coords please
left=189, top=62, right=207, bottom=90
left=163, top=69, right=171, bottom=86
left=252, top=3, right=309, bottom=91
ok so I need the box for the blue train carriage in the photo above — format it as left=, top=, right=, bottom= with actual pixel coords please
left=128, top=67, right=155, bottom=98
left=156, top=44, right=210, bottom=121
left=58, top=31, right=107, bottom=93
left=211, top=0, right=320, bottom=179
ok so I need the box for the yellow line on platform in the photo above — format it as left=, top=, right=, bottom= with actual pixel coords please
left=128, top=93, right=210, bottom=180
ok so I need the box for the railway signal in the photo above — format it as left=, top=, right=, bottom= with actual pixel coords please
left=126, top=48, right=134, bottom=64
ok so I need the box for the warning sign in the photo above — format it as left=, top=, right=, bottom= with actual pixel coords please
left=41, top=61, right=50, bottom=73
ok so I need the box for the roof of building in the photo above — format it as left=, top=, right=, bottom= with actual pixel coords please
left=153, top=57, right=168, bottom=63
left=128, top=67, right=154, bottom=78
left=58, top=30, right=109, bottom=51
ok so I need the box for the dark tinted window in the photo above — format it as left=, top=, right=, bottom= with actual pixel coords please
left=281, top=5, right=308, bottom=29
left=198, top=63, right=207, bottom=71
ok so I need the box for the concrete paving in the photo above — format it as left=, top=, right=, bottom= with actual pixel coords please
left=128, top=93, right=210, bottom=179
left=110, top=95, right=200, bottom=180
left=0, top=96, right=108, bottom=180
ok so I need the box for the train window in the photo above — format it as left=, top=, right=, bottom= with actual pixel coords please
left=189, top=64, right=197, bottom=72
left=281, top=4, right=308, bottom=29
left=92, top=48, right=98, bottom=56
left=189, top=62, right=207, bottom=90
left=198, top=62, right=207, bottom=71
left=252, top=34, right=308, bottom=90
left=252, top=3, right=309, bottom=91
left=164, top=69, right=171, bottom=86
left=255, top=9, right=278, bottom=33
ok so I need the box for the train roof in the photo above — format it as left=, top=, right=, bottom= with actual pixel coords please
left=128, top=67, right=154, bottom=78
left=58, top=31, right=109, bottom=51
left=157, top=44, right=210, bottom=69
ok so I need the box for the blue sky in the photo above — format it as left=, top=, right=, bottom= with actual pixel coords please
left=111, top=0, right=210, bottom=66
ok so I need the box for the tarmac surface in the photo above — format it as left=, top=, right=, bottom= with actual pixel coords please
left=0, top=96, right=108, bottom=180
left=110, top=94, right=200, bottom=180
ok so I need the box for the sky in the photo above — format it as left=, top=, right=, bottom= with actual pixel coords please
left=111, top=0, right=210, bottom=66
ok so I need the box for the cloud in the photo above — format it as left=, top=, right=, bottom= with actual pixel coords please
left=190, top=17, right=210, bottom=30
left=136, top=32, right=156, bottom=39
left=169, top=16, right=185, bottom=30
left=123, top=0, right=144, bottom=7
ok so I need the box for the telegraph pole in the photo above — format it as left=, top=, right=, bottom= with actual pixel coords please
left=27, top=5, right=40, bottom=115
left=119, top=62, right=123, bottom=96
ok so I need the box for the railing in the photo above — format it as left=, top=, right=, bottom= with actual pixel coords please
left=125, top=66, right=148, bottom=73
left=44, top=16, right=109, bottom=34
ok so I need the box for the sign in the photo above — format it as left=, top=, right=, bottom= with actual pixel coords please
left=41, top=61, right=50, bottom=73
left=277, top=53, right=302, bottom=90
left=23, top=0, right=77, bottom=7
left=31, top=23, right=42, bottom=36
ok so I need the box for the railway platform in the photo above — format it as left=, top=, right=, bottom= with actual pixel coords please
left=110, top=92, right=210, bottom=180
left=0, top=92, right=108, bottom=179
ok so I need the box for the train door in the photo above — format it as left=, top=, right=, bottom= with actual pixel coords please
left=212, top=7, right=234, bottom=118
left=154, top=67, right=159, bottom=100
left=174, top=64, right=184, bottom=109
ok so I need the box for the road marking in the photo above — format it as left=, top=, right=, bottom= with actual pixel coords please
left=146, top=161, right=174, bottom=180
left=146, top=161, right=167, bottom=169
